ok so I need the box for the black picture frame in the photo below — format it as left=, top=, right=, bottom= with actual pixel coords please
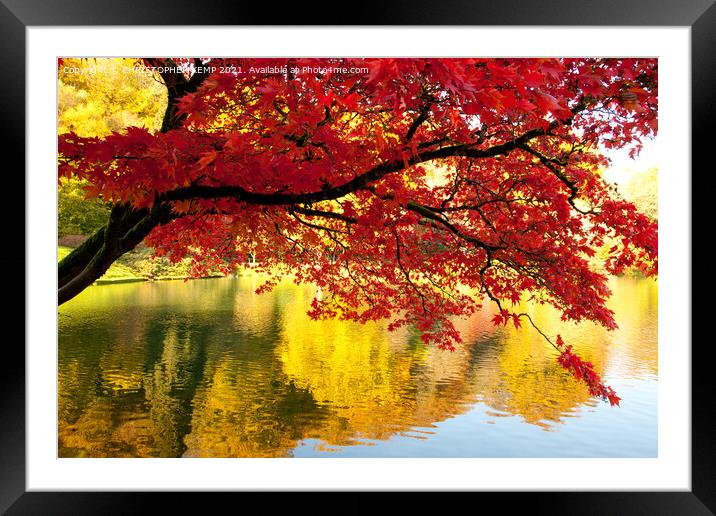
left=2, top=1, right=709, bottom=513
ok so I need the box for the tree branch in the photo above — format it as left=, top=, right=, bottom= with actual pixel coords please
left=405, top=200, right=504, bottom=252
left=289, top=206, right=357, bottom=224
left=160, top=121, right=569, bottom=207
left=519, top=143, right=599, bottom=215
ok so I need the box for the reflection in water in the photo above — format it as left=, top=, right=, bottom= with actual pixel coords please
left=58, top=274, right=657, bottom=457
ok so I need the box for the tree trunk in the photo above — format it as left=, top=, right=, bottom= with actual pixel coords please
left=57, top=204, right=173, bottom=305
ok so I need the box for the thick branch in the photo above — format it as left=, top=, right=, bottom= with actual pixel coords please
left=58, top=204, right=173, bottom=305
left=161, top=122, right=567, bottom=207
left=58, top=206, right=148, bottom=288
left=404, top=104, right=431, bottom=143
left=151, top=57, right=212, bottom=132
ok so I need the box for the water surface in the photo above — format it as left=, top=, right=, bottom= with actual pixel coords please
left=58, top=274, right=657, bottom=457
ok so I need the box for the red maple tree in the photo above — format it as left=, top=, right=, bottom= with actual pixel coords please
left=58, top=58, right=658, bottom=405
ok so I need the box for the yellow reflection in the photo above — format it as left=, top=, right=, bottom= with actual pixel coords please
left=58, top=275, right=657, bottom=457
left=470, top=275, right=657, bottom=425
left=276, top=283, right=498, bottom=447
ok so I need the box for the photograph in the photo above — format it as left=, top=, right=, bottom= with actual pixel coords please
left=56, top=56, right=659, bottom=459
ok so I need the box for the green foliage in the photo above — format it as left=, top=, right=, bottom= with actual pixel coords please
left=113, top=245, right=196, bottom=280
left=58, top=178, right=111, bottom=237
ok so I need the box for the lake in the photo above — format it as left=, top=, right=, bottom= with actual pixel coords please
left=58, top=273, right=657, bottom=458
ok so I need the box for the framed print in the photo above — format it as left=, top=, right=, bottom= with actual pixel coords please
left=4, top=0, right=711, bottom=513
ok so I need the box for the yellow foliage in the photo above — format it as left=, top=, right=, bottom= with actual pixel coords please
left=58, top=57, right=167, bottom=137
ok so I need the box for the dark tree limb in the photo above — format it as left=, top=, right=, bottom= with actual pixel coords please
left=160, top=120, right=570, bottom=207
left=58, top=225, right=105, bottom=289
left=404, top=104, right=431, bottom=143
left=150, top=57, right=212, bottom=132
left=58, top=204, right=173, bottom=305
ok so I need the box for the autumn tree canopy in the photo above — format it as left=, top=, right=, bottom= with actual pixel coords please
left=58, top=58, right=659, bottom=405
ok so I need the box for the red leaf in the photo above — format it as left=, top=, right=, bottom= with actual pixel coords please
left=197, top=150, right=218, bottom=169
